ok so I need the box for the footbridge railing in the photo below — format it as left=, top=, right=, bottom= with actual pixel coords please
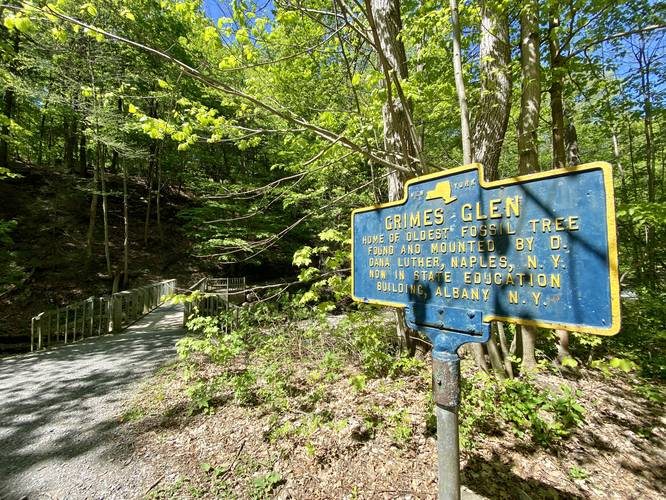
left=183, top=277, right=246, bottom=328
left=30, top=279, right=176, bottom=351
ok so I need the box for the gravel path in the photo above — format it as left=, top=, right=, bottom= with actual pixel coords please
left=0, top=302, right=185, bottom=499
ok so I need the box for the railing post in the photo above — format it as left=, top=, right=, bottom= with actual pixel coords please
left=45, top=312, right=51, bottom=349
left=31, top=316, right=35, bottom=352
left=103, top=297, right=110, bottom=334
left=97, top=298, right=102, bottom=335
left=183, top=300, right=190, bottom=327
left=55, top=309, right=60, bottom=344
left=64, top=306, right=69, bottom=343
left=37, top=313, right=43, bottom=350
left=88, top=297, right=94, bottom=337
left=112, top=293, right=122, bottom=332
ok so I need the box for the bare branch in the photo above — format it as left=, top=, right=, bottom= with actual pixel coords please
left=568, top=24, right=666, bottom=59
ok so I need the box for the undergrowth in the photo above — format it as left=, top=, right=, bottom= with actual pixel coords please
left=174, top=296, right=589, bottom=454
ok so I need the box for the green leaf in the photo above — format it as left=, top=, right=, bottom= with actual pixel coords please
left=235, top=27, right=249, bottom=44
left=81, top=3, right=98, bottom=16
left=561, top=356, right=578, bottom=368
left=3, top=15, right=15, bottom=30
left=121, top=9, right=136, bottom=21
left=14, top=16, right=33, bottom=33
left=292, top=246, right=314, bottom=267
left=299, top=290, right=319, bottom=304
left=609, top=357, right=638, bottom=373
left=318, top=228, right=344, bottom=243
left=203, top=26, right=218, bottom=41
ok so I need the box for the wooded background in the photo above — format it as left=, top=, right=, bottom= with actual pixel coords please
left=0, top=0, right=664, bottom=363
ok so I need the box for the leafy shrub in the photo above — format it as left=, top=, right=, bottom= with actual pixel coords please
left=336, top=311, right=396, bottom=377
left=186, top=378, right=223, bottom=415
left=231, top=370, right=259, bottom=406
left=250, top=472, right=282, bottom=499
left=459, top=372, right=585, bottom=448
left=177, top=316, right=245, bottom=365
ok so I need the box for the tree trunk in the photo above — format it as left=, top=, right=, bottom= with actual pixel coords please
left=625, top=118, right=639, bottom=195
left=496, top=322, right=514, bottom=378
left=521, top=325, right=538, bottom=371
left=487, top=332, right=508, bottom=379
left=0, top=32, right=19, bottom=169
left=565, top=113, right=581, bottom=166
left=368, top=0, right=421, bottom=353
left=450, top=0, right=471, bottom=164
left=144, top=150, right=157, bottom=246
left=144, top=99, right=159, bottom=246
left=37, top=101, right=48, bottom=166
left=517, top=0, right=540, bottom=173
left=99, top=143, right=112, bottom=276
left=109, top=98, right=122, bottom=174
left=471, top=0, right=512, bottom=181
left=637, top=34, right=656, bottom=287
left=1, top=86, right=15, bottom=168
left=79, top=133, right=87, bottom=176
left=610, top=124, right=627, bottom=201
left=556, top=328, right=572, bottom=362
left=156, top=160, right=163, bottom=243
left=515, top=0, right=540, bottom=373
left=466, top=0, right=512, bottom=371
left=122, top=158, right=129, bottom=288
left=64, top=114, right=78, bottom=172
left=85, top=148, right=99, bottom=262
left=548, top=3, right=566, bottom=169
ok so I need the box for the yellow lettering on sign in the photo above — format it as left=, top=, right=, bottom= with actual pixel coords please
left=461, top=196, right=522, bottom=221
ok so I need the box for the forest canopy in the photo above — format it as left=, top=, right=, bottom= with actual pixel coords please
left=0, top=0, right=664, bottom=348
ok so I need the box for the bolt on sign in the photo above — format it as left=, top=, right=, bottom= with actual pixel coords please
left=352, top=161, right=620, bottom=342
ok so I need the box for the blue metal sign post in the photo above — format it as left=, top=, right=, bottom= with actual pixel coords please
left=351, top=162, right=620, bottom=499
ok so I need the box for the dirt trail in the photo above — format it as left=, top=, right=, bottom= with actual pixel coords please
left=0, top=303, right=185, bottom=499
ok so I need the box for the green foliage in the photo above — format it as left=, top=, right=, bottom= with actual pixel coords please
left=337, top=312, right=396, bottom=377
left=601, top=289, right=665, bottom=380
left=591, top=357, right=639, bottom=376
left=460, top=372, right=585, bottom=449
left=617, top=203, right=666, bottom=230
left=200, top=462, right=231, bottom=496
left=249, top=472, right=282, bottom=499
left=349, top=374, right=367, bottom=393
left=231, top=370, right=258, bottom=406
left=293, top=227, right=351, bottom=306
left=389, top=409, right=413, bottom=446
left=185, top=378, right=221, bottom=415
left=177, top=318, right=245, bottom=365
left=568, top=465, right=589, bottom=481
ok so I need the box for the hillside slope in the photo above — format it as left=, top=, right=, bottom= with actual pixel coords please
left=0, top=163, right=200, bottom=353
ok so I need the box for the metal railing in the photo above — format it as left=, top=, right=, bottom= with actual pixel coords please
left=182, top=277, right=246, bottom=328
left=207, top=277, right=246, bottom=292
left=30, top=279, right=176, bottom=351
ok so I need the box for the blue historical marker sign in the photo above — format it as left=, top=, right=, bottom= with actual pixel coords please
left=352, top=162, right=620, bottom=346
